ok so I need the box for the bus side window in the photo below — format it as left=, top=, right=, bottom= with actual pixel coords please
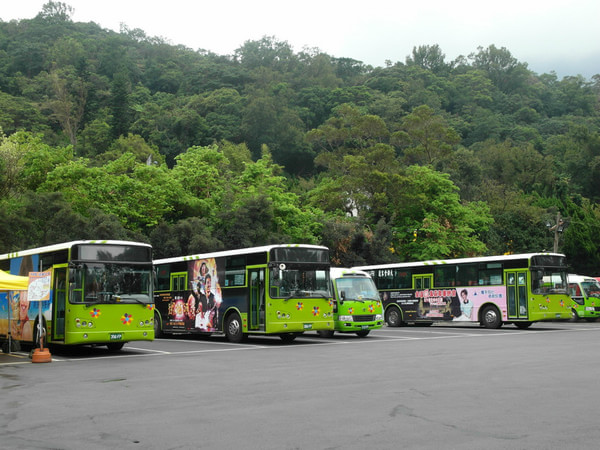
left=569, top=283, right=580, bottom=297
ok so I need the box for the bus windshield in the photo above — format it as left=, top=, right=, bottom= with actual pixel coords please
left=532, top=269, right=568, bottom=294
left=73, top=262, right=152, bottom=304
left=270, top=264, right=330, bottom=299
left=336, top=277, right=380, bottom=302
left=582, top=280, right=600, bottom=298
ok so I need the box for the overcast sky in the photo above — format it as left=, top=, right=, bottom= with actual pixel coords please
left=3, top=1, right=599, bottom=79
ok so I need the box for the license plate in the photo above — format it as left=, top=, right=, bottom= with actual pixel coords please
left=361, top=325, right=369, bottom=330
left=110, top=333, right=123, bottom=340
left=303, top=323, right=312, bottom=330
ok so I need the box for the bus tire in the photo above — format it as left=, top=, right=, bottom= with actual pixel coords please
left=355, top=330, right=370, bottom=337
left=570, top=309, right=579, bottom=321
left=385, top=306, right=402, bottom=327
left=514, top=321, right=532, bottom=329
left=106, top=342, right=125, bottom=351
left=317, top=330, right=334, bottom=338
left=225, top=312, right=244, bottom=343
left=154, top=311, right=163, bottom=338
left=481, top=305, right=502, bottom=329
left=279, top=333, right=298, bottom=343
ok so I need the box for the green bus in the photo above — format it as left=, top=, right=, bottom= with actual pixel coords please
left=153, top=244, right=333, bottom=343
left=355, top=253, right=572, bottom=329
left=0, top=240, right=155, bottom=352
left=568, top=274, right=600, bottom=321
left=318, top=268, right=383, bottom=338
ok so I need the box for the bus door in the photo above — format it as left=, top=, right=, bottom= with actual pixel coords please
left=413, top=274, right=433, bottom=290
left=53, top=265, right=68, bottom=340
left=507, top=270, right=528, bottom=319
left=249, top=268, right=265, bottom=331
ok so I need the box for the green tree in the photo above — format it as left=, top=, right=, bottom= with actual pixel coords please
left=0, top=131, right=71, bottom=197
left=96, top=133, right=164, bottom=166
left=39, top=154, right=185, bottom=231
left=45, top=66, right=89, bottom=145
left=394, top=105, right=460, bottom=166
left=406, top=44, right=449, bottom=74
left=470, top=45, right=529, bottom=93
left=391, top=166, right=493, bottom=260
left=218, top=149, right=321, bottom=245
left=0, top=192, right=134, bottom=253
left=110, top=70, right=131, bottom=138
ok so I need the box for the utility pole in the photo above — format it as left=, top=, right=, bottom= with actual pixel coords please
left=547, top=211, right=563, bottom=253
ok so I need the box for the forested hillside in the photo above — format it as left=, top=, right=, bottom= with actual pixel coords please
left=1, top=2, right=600, bottom=273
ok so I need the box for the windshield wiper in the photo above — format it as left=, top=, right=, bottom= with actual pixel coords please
left=284, top=290, right=330, bottom=301
left=116, top=295, right=147, bottom=304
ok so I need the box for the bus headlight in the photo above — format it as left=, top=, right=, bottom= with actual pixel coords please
left=375, top=314, right=383, bottom=321
left=339, top=315, right=353, bottom=322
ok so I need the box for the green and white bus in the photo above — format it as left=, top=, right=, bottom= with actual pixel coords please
left=0, top=240, right=155, bottom=352
left=568, top=274, right=600, bottom=321
left=153, top=244, right=333, bottom=343
left=355, top=253, right=572, bottom=329
left=318, top=268, right=383, bottom=338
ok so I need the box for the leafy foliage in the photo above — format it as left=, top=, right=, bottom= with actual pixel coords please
left=1, top=3, right=600, bottom=275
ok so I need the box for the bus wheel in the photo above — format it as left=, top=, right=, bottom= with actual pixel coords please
left=570, top=309, right=579, bottom=321
left=514, top=321, right=532, bottom=329
left=355, top=330, right=370, bottom=337
left=279, top=333, right=298, bottom=343
left=317, top=330, right=334, bottom=338
left=385, top=307, right=402, bottom=327
left=225, top=312, right=244, bottom=343
left=106, top=342, right=125, bottom=352
left=154, top=312, right=163, bottom=338
left=481, top=305, right=502, bottom=329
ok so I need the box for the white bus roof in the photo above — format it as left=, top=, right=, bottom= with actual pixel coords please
left=154, top=244, right=329, bottom=265
left=330, top=267, right=372, bottom=279
left=568, top=274, right=600, bottom=283
left=0, top=240, right=151, bottom=260
left=354, top=252, right=565, bottom=271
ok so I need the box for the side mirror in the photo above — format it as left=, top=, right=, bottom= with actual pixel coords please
left=340, top=290, right=346, bottom=303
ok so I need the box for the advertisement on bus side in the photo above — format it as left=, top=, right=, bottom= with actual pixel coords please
left=159, top=258, right=224, bottom=333
left=382, top=286, right=506, bottom=321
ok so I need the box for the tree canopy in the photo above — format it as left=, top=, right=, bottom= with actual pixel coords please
left=1, top=3, right=600, bottom=274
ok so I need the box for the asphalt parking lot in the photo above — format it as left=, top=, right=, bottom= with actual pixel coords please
left=3, top=321, right=600, bottom=449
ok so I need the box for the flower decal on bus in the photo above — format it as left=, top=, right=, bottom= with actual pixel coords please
left=329, top=299, right=334, bottom=307
left=121, top=313, right=132, bottom=325
left=90, top=308, right=101, bottom=318
left=348, top=307, right=354, bottom=314
left=368, top=304, right=374, bottom=313
left=146, top=304, right=155, bottom=311
left=312, top=306, right=320, bottom=316
left=296, top=302, right=303, bottom=311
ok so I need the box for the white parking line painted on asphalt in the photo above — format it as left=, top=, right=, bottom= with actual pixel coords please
left=4, top=325, right=599, bottom=365
left=125, top=346, right=172, bottom=354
